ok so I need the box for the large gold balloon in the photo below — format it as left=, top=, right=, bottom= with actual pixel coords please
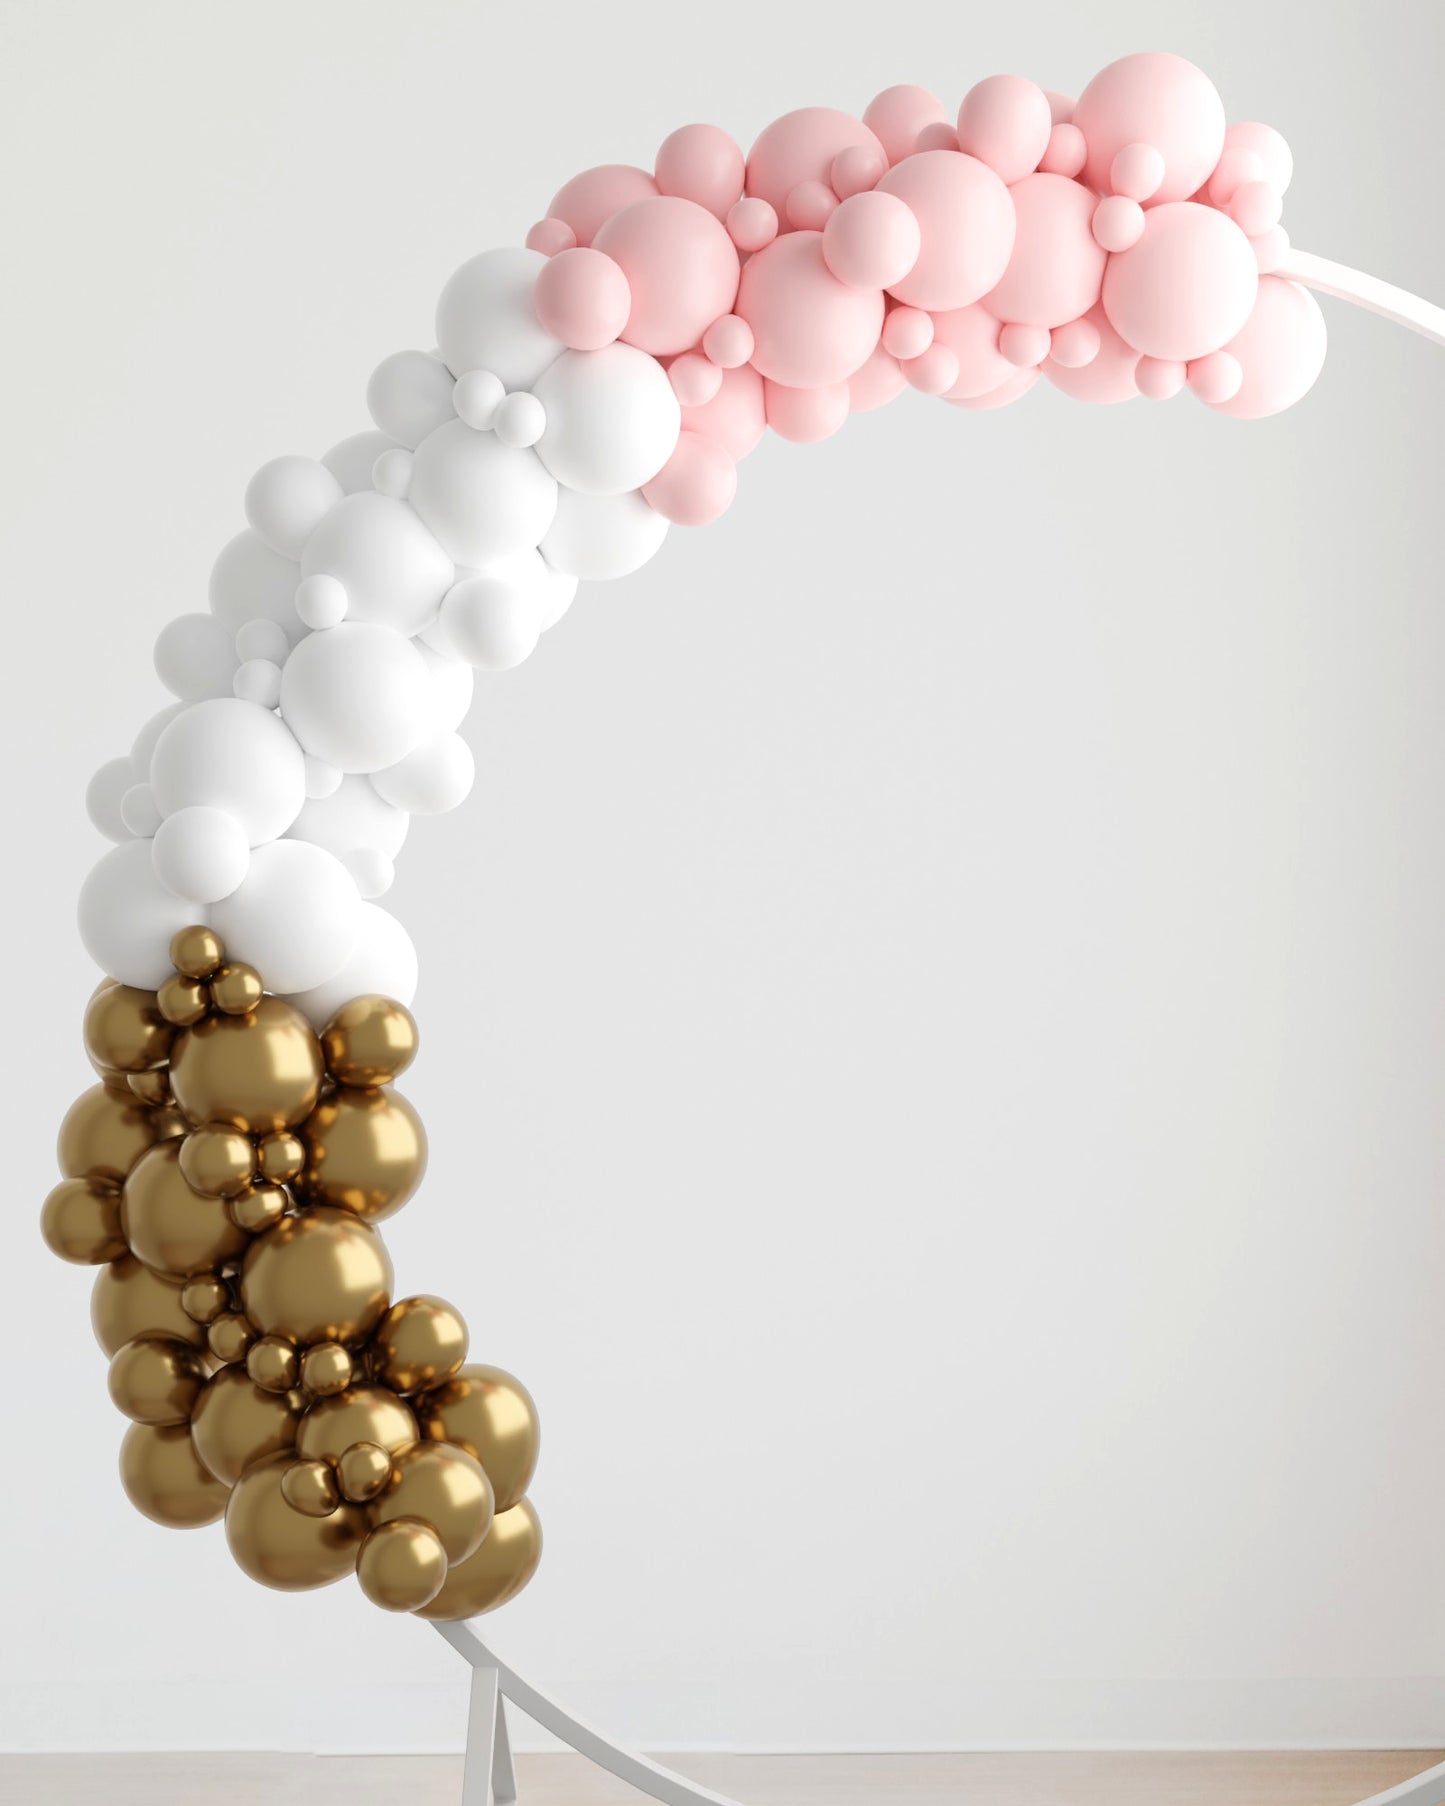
left=322, top=996, right=419, bottom=1088
left=92, top=1255, right=207, bottom=1355
left=371, top=1441, right=494, bottom=1564
left=121, top=1140, right=249, bottom=1278
left=120, top=1423, right=229, bottom=1527
left=108, top=1334, right=207, bottom=1425
left=413, top=1499, right=544, bottom=1621
left=239, top=1207, right=393, bottom=1345
left=191, top=1365, right=303, bottom=1484
left=417, top=1365, right=540, bottom=1514
left=84, top=984, right=173, bottom=1074
left=58, top=1084, right=182, bottom=1185
left=225, top=1452, right=365, bottom=1590
left=358, top=1518, right=447, bottom=1612
left=41, top=1177, right=126, bottom=1264
left=169, top=998, right=325, bottom=1134
left=298, top=1087, right=426, bottom=1222
left=296, top=1385, right=417, bottom=1462
left=372, top=1295, right=468, bottom=1394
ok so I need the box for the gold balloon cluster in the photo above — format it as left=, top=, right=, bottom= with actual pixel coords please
left=43, top=925, right=542, bottom=1618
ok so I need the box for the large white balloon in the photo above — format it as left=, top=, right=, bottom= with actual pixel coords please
left=211, top=838, right=360, bottom=994
left=367, top=349, right=457, bottom=448
left=244, top=456, right=345, bottom=559
left=285, top=902, right=418, bottom=1028
left=541, top=487, right=668, bottom=581
left=209, top=530, right=304, bottom=643
left=151, top=805, right=251, bottom=903
left=408, top=421, right=558, bottom=568
left=533, top=345, right=681, bottom=495
left=299, top=492, right=453, bottom=636
left=86, top=757, right=137, bottom=842
left=150, top=698, right=306, bottom=845
left=323, top=429, right=400, bottom=495
left=434, top=247, right=563, bottom=389
left=79, top=840, right=203, bottom=988
left=279, top=623, right=429, bottom=773
left=154, top=613, right=240, bottom=701
left=371, top=733, right=475, bottom=815
left=287, top=772, right=409, bottom=861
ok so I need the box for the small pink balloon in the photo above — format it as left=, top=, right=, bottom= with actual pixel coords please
left=533, top=247, right=631, bottom=350
left=594, top=196, right=741, bottom=357
left=1073, top=52, right=1226, bottom=204
left=525, top=217, right=577, bottom=257
left=930, top=302, right=1013, bottom=399
left=1228, top=180, right=1283, bottom=238
left=1219, top=121, right=1293, bottom=194
left=641, top=430, right=737, bottom=524
left=1102, top=200, right=1257, bottom=362
left=725, top=196, right=778, bottom=253
left=902, top=343, right=959, bottom=394
left=1091, top=195, right=1145, bottom=253
left=1044, top=303, right=1140, bottom=404
left=848, top=345, right=907, bottom=412
left=998, top=322, right=1051, bottom=368
left=946, top=367, right=1039, bottom=411
left=548, top=164, right=659, bottom=247
left=863, top=85, right=948, bottom=165
left=746, top=108, right=884, bottom=216
left=1207, top=275, right=1326, bottom=419
left=735, top=230, right=885, bottom=388
left=668, top=351, right=723, bottom=408
left=984, top=173, right=1105, bottom=329
left=786, top=179, right=838, bottom=231
left=1252, top=225, right=1290, bottom=274
left=655, top=124, right=745, bottom=218
left=679, top=363, right=766, bottom=459
left=764, top=378, right=850, bottom=443
left=881, top=305, right=933, bottom=360
left=822, top=190, right=921, bottom=290
left=1045, top=91, right=1076, bottom=125
left=914, top=122, right=961, bottom=153
left=1048, top=316, right=1100, bottom=368
left=702, top=313, right=755, bottom=369
left=1039, top=123, right=1086, bottom=178
left=1135, top=355, right=1186, bottom=400
left=956, top=74, right=1052, bottom=185
left=876, top=150, right=1015, bottom=311
left=1185, top=350, right=1243, bottom=404
left=1206, top=147, right=1265, bottom=208
left=831, top=144, right=887, bottom=199
left=1109, top=142, right=1165, bottom=201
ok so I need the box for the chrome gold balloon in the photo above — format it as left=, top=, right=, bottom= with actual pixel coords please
left=225, top=1452, right=365, bottom=1590
left=120, top=1422, right=229, bottom=1528
left=108, top=1334, right=207, bottom=1425
left=256, top=1131, right=304, bottom=1184
left=178, top=1126, right=255, bottom=1199
left=301, top=1342, right=353, bottom=1397
left=83, top=984, right=172, bottom=1074
left=246, top=1335, right=300, bottom=1394
left=180, top=1275, right=229, bottom=1325
left=281, top=1456, right=342, bottom=1518
left=336, top=1439, right=392, bottom=1504
left=358, top=1518, right=447, bottom=1612
left=228, top=1183, right=287, bottom=1234
left=170, top=924, right=225, bottom=980
left=169, top=997, right=325, bottom=1134
left=157, top=974, right=210, bottom=1027
left=298, top=1087, right=426, bottom=1223
left=92, top=1255, right=207, bottom=1355
left=321, top=996, right=419, bottom=1088
left=413, top=1499, right=544, bottom=1622
left=191, top=1365, right=303, bottom=1484
left=121, top=1140, right=249, bottom=1277
left=210, top=962, right=264, bottom=1017
left=417, top=1365, right=540, bottom=1515
left=296, top=1386, right=417, bottom=1463
left=208, top=1312, right=255, bottom=1365
left=239, top=1207, right=393, bottom=1346
left=40, top=1177, right=126, bottom=1264
left=58, top=1084, right=182, bottom=1186
left=126, top=1069, right=172, bottom=1107
left=372, top=1295, right=468, bottom=1395
left=370, top=1440, right=494, bottom=1564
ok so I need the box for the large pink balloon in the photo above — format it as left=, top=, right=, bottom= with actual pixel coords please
left=983, top=172, right=1106, bottom=328
left=1073, top=52, right=1226, bottom=204
left=642, top=430, right=738, bottom=522
left=593, top=197, right=740, bottom=357
left=930, top=302, right=1013, bottom=400
left=1102, top=202, right=1257, bottom=362
left=655, top=124, right=745, bottom=218
left=876, top=151, right=1015, bottom=311
left=1044, top=303, right=1140, bottom=403
left=956, top=74, right=1052, bottom=185
left=735, top=231, right=884, bottom=388
left=745, top=108, right=884, bottom=215
left=1207, top=276, right=1327, bottom=419
left=548, top=165, right=658, bottom=247
left=847, top=345, right=907, bottom=412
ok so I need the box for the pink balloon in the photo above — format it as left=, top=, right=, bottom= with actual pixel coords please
left=946, top=367, right=1039, bottom=410
left=1185, top=350, right=1242, bottom=404
left=881, top=305, right=933, bottom=360
left=821, top=191, right=921, bottom=290
left=831, top=144, right=887, bottom=199
left=1091, top=195, right=1145, bottom=253
left=1046, top=91, right=1076, bottom=125
left=764, top=378, right=850, bottom=442
left=668, top=351, right=723, bottom=407
left=525, top=217, right=577, bottom=257
left=914, top=122, right=961, bottom=154
left=594, top=196, right=740, bottom=357
left=1048, top=316, right=1100, bottom=368
left=1218, top=120, right=1293, bottom=195
left=1073, top=52, right=1226, bottom=204
left=1207, top=276, right=1326, bottom=419
left=679, top=364, right=766, bottom=459
left=956, top=74, right=1052, bottom=185
left=862, top=85, right=948, bottom=165
left=1252, top=225, right=1290, bottom=275
left=1039, top=123, right=1086, bottom=178
left=1135, top=355, right=1186, bottom=400
left=533, top=247, right=631, bottom=350
left=549, top=164, right=658, bottom=247
left=746, top=108, right=884, bottom=216
left=1228, top=180, right=1283, bottom=238
left=930, top=302, right=1013, bottom=399
left=984, top=172, right=1105, bottom=328
left=786, top=180, right=838, bottom=231
left=1102, top=202, right=1257, bottom=362
left=1044, top=303, right=1140, bottom=403
left=902, top=343, right=959, bottom=394
left=847, top=345, right=907, bottom=412
left=735, top=230, right=885, bottom=388
left=725, top=196, right=778, bottom=253
left=1205, top=147, right=1265, bottom=209
left=1109, top=142, right=1165, bottom=202
left=702, top=313, right=754, bottom=369
left=999, top=322, right=1051, bottom=368
left=876, top=151, right=1015, bottom=311
left=641, top=430, right=737, bottom=523
left=655, top=124, right=745, bottom=218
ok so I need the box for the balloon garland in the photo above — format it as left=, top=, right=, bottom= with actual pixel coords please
left=40, top=52, right=1424, bottom=1623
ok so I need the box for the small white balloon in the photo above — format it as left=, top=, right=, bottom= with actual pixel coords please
left=435, top=247, right=563, bottom=389
left=304, top=754, right=342, bottom=799
left=279, top=622, right=430, bottom=773
left=209, top=530, right=304, bottom=643
left=152, top=805, right=251, bottom=903
left=285, top=902, right=418, bottom=1027
left=150, top=698, right=306, bottom=845
left=86, top=757, right=135, bottom=842
left=438, top=575, right=541, bottom=671
left=211, top=838, right=361, bottom=994
left=453, top=369, right=506, bottom=430
left=372, top=448, right=414, bottom=498
left=120, top=784, right=162, bottom=838
left=414, top=639, right=475, bottom=732
left=79, top=840, right=204, bottom=989
left=235, top=617, right=291, bottom=665
left=493, top=391, right=547, bottom=449
left=295, top=573, right=348, bottom=630
left=408, top=420, right=558, bottom=568
left=343, top=846, right=395, bottom=898
left=541, top=488, right=668, bottom=581
left=154, top=613, right=240, bottom=701
left=244, top=456, right=345, bottom=560
left=233, top=657, right=283, bottom=708
left=323, top=429, right=400, bottom=494
left=533, top=344, right=681, bottom=495
left=289, top=772, right=409, bottom=861
left=367, top=349, right=457, bottom=448
left=299, top=491, right=453, bottom=636
left=370, top=732, right=475, bottom=815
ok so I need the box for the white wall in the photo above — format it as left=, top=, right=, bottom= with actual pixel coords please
left=3, top=0, right=1444, bottom=1757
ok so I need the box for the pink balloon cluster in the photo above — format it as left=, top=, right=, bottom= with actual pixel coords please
left=524, top=52, right=1326, bottom=523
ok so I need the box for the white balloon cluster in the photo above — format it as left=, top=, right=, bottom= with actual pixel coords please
left=80, top=245, right=681, bottom=1017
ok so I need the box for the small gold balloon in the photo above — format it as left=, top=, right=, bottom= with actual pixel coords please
left=178, top=1126, right=255, bottom=1199
left=58, top=1084, right=182, bottom=1186
left=180, top=1275, right=229, bottom=1324
left=239, top=1207, right=393, bottom=1346
left=84, top=984, right=173, bottom=1073
left=301, top=1342, right=353, bottom=1397
left=296, top=1385, right=417, bottom=1463
left=372, top=1295, right=468, bottom=1395
left=92, top=1255, right=207, bottom=1356
left=120, top=1422, right=229, bottom=1528
left=227, top=1183, right=287, bottom=1235
left=41, top=1177, right=126, bottom=1264
left=413, top=1499, right=543, bottom=1622
left=108, top=1334, right=207, bottom=1425
left=336, top=1439, right=392, bottom=1504
left=322, top=996, right=419, bottom=1088
left=208, top=1312, right=255, bottom=1364
left=169, top=998, right=325, bottom=1134
left=417, top=1365, right=540, bottom=1515
left=298, top=1087, right=426, bottom=1223
left=225, top=1452, right=365, bottom=1590
left=358, top=1518, right=448, bottom=1612
left=246, top=1334, right=299, bottom=1394
left=281, top=1456, right=342, bottom=1518
left=127, top=1069, right=171, bottom=1107
left=121, top=1140, right=249, bottom=1278
left=158, top=974, right=210, bottom=1027
left=210, top=962, right=265, bottom=1016
left=170, top=924, right=225, bottom=980
left=191, top=1365, right=302, bottom=1484
left=256, top=1131, right=304, bottom=1184
left=371, top=1440, right=494, bottom=1564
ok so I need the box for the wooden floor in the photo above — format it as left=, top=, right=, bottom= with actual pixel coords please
left=3, top=1751, right=1441, bottom=1805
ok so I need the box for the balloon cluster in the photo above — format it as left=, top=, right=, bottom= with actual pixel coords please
left=42, top=926, right=543, bottom=1618
left=76, top=51, right=1326, bottom=1005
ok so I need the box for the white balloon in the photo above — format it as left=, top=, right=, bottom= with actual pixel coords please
left=435, top=247, right=563, bottom=389
left=130, top=702, right=187, bottom=774
left=493, top=391, right=546, bottom=449
left=233, top=658, right=283, bottom=709
left=438, top=575, right=540, bottom=671
left=295, top=573, right=348, bottom=630
left=279, top=623, right=429, bottom=773
left=235, top=618, right=291, bottom=664
left=285, top=902, right=418, bottom=1028
left=372, top=448, right=413, bottom=498
left=79, top=840, right=204, bottom=989
left=323, top=429, right=400, bottom=494
left=533, top=345, right=681, bottom=495
left=152, top=805, right=250, bottom=903
left=86, top=757, right=135, bottom=842
left=541, top=488, right=668, bottom=581
left=371, top=732, right=475, bottom=815
left=408, top=420, right=558, bottom=568
left=210, top=530, right=304, bottom=643
left=121, top=784, right=162, bottom=837
left=415, top=640, right=474, bottom=732
left=452, top=369, right=505, bottom=430
left=211, top=838, right=361, bottom=994
left=367, top=349, right=456, bottom=448
left=150, top=698, right=306, bottom=845
left=245, top=456, right=345, bottom=559
left=343, top=847, right=395, bottom=898
left=154, top=613, right=239, bottom=701
left=288, top=772, right=409, bottom=861
left=536, top=558, right=579, bottom=631
left=303, top=755, right=342, bottom=799
left=299, top=492, right=452, bottom=636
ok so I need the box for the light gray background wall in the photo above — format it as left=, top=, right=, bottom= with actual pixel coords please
left=2, top=0, right=1442, bottom=1758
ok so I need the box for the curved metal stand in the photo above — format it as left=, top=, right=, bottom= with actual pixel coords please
left=1353, top=1758, right=1445, bottom=1806
left=1284, top=248, right=1445, bottom=346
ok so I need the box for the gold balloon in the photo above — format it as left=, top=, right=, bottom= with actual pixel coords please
left=225, top=1452, right=365, bottom=1590
left=296, top=1385, right=417, bottom=1463
left=170, top=924, right=225, bottom=980
left=358, top=1518, right=447, bottom=1612
left=208, top=1313, right=255, bottom=1364
left=169, top=998, right=324, bottom=1134
left=127, top=1069, right=171, bottom=1107
left=191, top=1365, right=302, bottom=1484
left=83, top=984, right=172, bottom=1074
left=158, top=974, right=210, bottom=1027
left=322, top=996, right=419, bottom=1088
left=120, top=1422, right=229, bottom=1528
left=417, top=1365, right=540, bottom=1514
left=180, top=1275, right=229, bottom=1325
left=108, top=1334, right=207, bottom=1425
left=239, top=1207, right=392, bottom=1346
left=246, top=1335, right=299, bottom=1394
left=336, top=1439, right=392, bottom=1503
left=298, top=1087, right=426, bottom=1223
left=228, top=1183, right=287, bottom=1234
left=301, top=1342, right=353, bottom=1397
left=371, top=1440, right=494, bottom=1564
left=92, top=1255, right=207, bottom=1356
left=41, top=1177, right=126, bottom=1264
left=58, top=1084, right=182, bottom=1185
left=413, top=1499, right=543, bottom=1622
left=256, top=1131, right=304, bottom=1184
left=281, top=1456, right=341, bottom=1517
left=178, top=1126, right=255, bottom=1198
left=372, top=1295, right=468, bottom=1395
left=121, top=1140, right=249, bottom=1277
left=210, top=962, right=264, bottom=1016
